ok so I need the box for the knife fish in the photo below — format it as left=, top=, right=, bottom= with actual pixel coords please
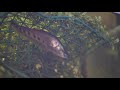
left=10, top=21, right=68, bottom=59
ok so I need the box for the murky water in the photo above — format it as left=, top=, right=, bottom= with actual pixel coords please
left=87, top=12, right=117, bottom=29
left=86, top=12, right=120, bottom=78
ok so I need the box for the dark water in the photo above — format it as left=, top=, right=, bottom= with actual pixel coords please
left=86, top=12, right=120, bottom=78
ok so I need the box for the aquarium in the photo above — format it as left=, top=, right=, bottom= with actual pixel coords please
left=0, top=12, right=120, bottom=78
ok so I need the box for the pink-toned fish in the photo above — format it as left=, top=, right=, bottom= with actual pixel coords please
left=10, top=21, right=68, bottom=59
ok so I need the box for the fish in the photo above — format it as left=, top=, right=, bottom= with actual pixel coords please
left=10, top=21, right=68, bottom=59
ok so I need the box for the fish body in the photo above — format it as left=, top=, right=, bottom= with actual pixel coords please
left=10, top=22, right=68, bottom=59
